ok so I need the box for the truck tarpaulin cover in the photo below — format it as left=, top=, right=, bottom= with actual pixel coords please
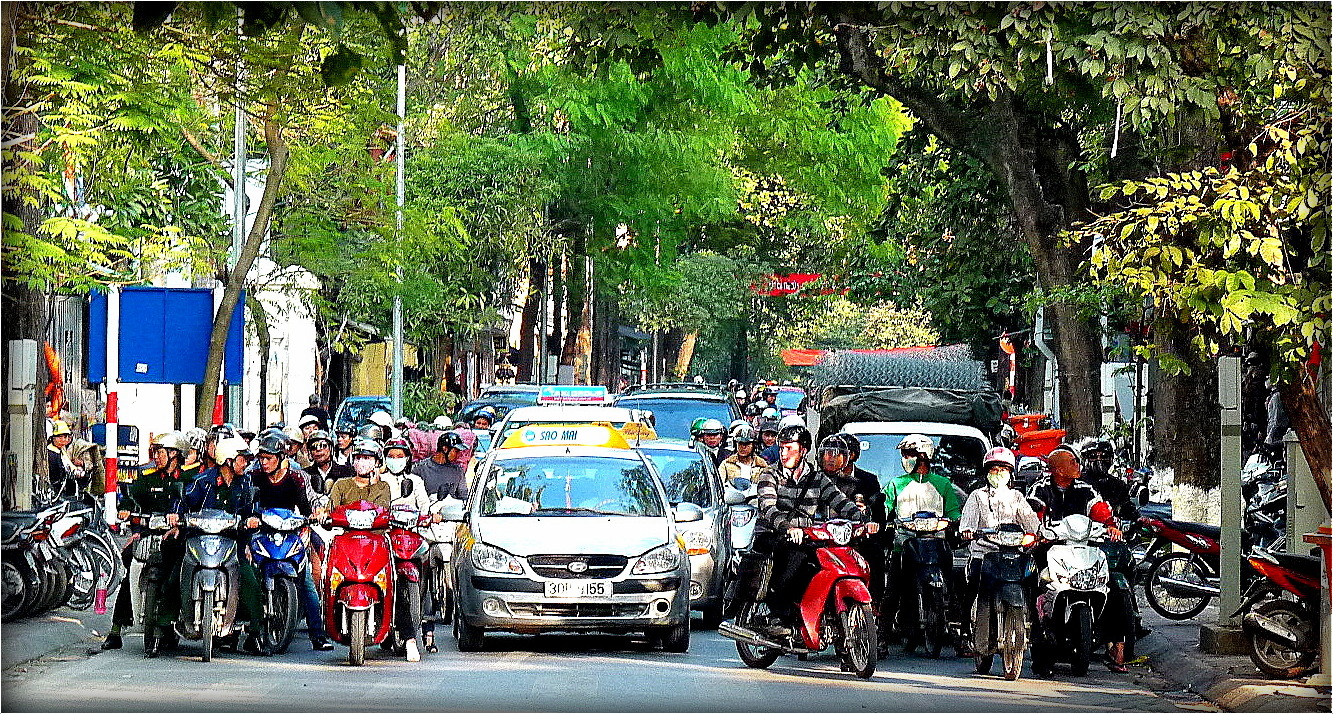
left=818, top=386, right=1003, bottom=436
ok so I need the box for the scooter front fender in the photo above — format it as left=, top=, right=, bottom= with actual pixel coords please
left=832, top=577, right=873, bottom=610
left=195, top=568, right=221, bottom=592
left=396, top=560, right=420, bottom=582
left=338, top=583, right=382, bottom=610
left=999, top=582, right=1027, bottom=609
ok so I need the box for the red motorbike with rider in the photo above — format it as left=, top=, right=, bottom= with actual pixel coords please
left=323, top=499, right=395, bottom=665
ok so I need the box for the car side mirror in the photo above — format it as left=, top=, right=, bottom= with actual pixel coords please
left=674, top=502, right=704, bottom=523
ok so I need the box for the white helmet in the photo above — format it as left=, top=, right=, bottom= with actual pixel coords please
left=368, top=410, right=394, bottom=429
left=778, top=414, right=805, bottom=430
left=433, top=415, right=454, bottom=429
left=896, top=433, right=936, bottom=460
left=214, top=436, right=253, bottom=465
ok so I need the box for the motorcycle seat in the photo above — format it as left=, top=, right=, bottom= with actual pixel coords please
left=1270, top=551, right=1322, bottom=581
left=1160, top=519, right=1220, bottom=542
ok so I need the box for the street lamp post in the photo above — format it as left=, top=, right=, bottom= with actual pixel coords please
left=391, top=62, right=405, bottom=420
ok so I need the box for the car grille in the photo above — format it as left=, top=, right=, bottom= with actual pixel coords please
left=528, top=554, right=627, bottom=579
left=507, top=602, right=645, bottom=618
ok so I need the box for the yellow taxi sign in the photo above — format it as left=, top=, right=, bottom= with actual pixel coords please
left=500, top=424, right=631, bottom=450
left=619, top=421, right=657, bottom=441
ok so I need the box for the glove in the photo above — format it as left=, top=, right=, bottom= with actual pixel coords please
left=786, top=526, right=804, bottom=545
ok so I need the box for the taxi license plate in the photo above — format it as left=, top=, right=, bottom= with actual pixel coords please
left=544, top=580, right=610, bottom=598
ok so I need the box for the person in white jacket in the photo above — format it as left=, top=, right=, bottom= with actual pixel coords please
left=378, top=436, right=436, bottom=661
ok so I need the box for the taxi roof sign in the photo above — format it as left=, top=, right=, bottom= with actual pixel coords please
left=536, top=385, right=608, bottom=404
left=500, top=424, right=630, bottom=450
left=619, top=422, right=657, bottom=441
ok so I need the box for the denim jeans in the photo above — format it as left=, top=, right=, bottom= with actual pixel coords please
left=301, top=566, right=326, bottom=640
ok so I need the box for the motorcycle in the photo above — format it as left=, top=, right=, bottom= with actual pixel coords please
left=1030, top=514, right=1110, bottom=677
left=177, top=508, right=243, bottom=662
left=323, top=500, right=395, bottom=666
left=382, top=504, right=429, bottom=656
left=1232, top=546, right=1323, bottom=679
left=719, top=519, right=878, bottom=679
left=970, top=523, right=1036, bottom=680
left=123, top=512, right=176, bottom=654
left=51, top=498, right=122, bottom=612
left=1099, top=536, right=1139, bottom=658
left=249, top=507, right=312, bottom=655
left=422, top=497, right=465, bottom=626
left=894, top=510, right=954, bottom=658
left=1, top=501, right=72, bottom=621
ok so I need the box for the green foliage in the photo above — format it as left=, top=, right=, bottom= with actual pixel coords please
left=772, top=296, right=940, bottom=352
left=620, top=252, right=757, bottom=335
left=403, top=378, right=460, bottom=422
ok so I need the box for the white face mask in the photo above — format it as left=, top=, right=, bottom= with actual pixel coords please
left=385, top=457, right=408, bottom=474
left=901, top=456, right=920, bottom=475
left=987, top=470, right=1011, bottom=490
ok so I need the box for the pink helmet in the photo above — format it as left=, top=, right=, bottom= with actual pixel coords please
left=983, top=446, right=1017, bottom=471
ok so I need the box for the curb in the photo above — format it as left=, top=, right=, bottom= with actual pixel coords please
left=1137, top=629, right=1330, bottom=712
left=2, top=608, right=111, bottom=672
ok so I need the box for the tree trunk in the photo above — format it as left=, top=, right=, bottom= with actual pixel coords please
left=516, top=258, right=543, bottom=381
left=196, top=112, right=289, bottom=427
left=673, top=331, right=698, bottom=381
left=1280, top=375, right=1331, bottom=510
left=560, top=249, right=587, bottom=372
left=1151, top=326, right=1221, bottom=490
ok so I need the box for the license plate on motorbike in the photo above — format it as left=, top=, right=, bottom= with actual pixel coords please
left=543, top=580, right=610, bottom=598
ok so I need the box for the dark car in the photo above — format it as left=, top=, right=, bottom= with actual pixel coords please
left=613, top=384, right=742, bottom=441
left=772, top=386, right=808, bottom=416
left=333, top=395, right=392, bottom=434
left=455, top=384, right=542, bottom=425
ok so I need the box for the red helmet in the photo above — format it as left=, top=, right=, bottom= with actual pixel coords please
left=383, top=437, right=413, bottom=458
left=1088, top=500, right=1114, bottom=525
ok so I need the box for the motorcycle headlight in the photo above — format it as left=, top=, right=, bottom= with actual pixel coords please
left=995, top=530, right=1026, bottom=548
left=190, top=515, right=234, bottom=534
left=681, top=529, right=713, bottom=556
left=1069, top=566, right=1107, bottom=590
left=826, top=522, right=854, bottom=546
left=472, top=543, right=524, bottom=574
left=632, top=543, right=680, bottom=574
left=148, top=515, right=169, bottom=530
left=345, top=509, right=376, bottom=530
left=261, top=513, right=287, bottom=531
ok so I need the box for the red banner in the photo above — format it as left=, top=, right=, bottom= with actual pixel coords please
left=752, top=273, right=828, bottom=296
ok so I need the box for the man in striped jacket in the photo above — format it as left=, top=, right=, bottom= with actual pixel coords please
left=750, top=424, right=873, bottom=636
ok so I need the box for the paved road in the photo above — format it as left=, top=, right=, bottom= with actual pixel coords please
left=4, top=619, right=1217, bottom=713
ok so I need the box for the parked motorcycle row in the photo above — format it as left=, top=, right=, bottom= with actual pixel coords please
left=1124, top=453, right=1321, bottom=680
left=2, top=494, right=123, bottom=622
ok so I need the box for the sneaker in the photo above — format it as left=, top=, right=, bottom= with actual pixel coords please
left=405, top=638, right=421, bottom=662
left=311, top=638, right=334, bottom=651
left=101, top=633, right=123, bottom=650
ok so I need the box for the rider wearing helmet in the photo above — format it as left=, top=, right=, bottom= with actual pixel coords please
left=412, top=431, right=470, bottom=502
left=694, top=418, right=728, bottom=467
left=381, top=437, right=431, bottom=512
left=305, top=429, right=352, bottom=495
left=883, top=434, right=962, bottom=524
left=333, top=424, right=356, bottom=465
left=368, top=410, right=397, bottom=441
left=719, top=423, right=768, bottom=486
left=739, top=425, right=873, bottom=635
left=958, top=446, right=1040, bottom=620
left=1078, top=439, right=1136, bottom=521
left=471, top=406, right=498, bottom=431
left=327, top=437, right=392, bottom=509
left=182, top=427, right=208, bottom=470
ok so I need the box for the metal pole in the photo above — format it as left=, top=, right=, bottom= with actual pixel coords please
left=228, top=6, right=246, bottom=427
left=1217, top=355, right=1243, bottom=625
left=391, top=62, right=405, bottom=419
left=103, top=287, right=120, bottom=527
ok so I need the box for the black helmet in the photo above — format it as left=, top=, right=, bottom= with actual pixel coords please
left=334, top=424, right=356, bottom=436
left=306, top=430, right=333, bottom=449
left=776, top=425, right=812, bottom=451
left=744, top=403, right=761, bottom=417
left=835, top=432, right=862, bottom=461
left=817, top=433, right=854, bottom=460
left=1082, top=439, right=1114, bottom=460
left=437, top=431, right=465, bottom=452
left=256, top=432, right=287, bottom=456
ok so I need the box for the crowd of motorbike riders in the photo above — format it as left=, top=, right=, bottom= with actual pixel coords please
left=91, top=381, right=1146, bottom=676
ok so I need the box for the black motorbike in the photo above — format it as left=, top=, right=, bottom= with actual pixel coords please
left=970, top=523, right=1036, bottom=681
left=895, top=511, right=953, bottom=658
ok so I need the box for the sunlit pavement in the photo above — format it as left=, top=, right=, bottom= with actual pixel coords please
left=4, top=616, right=1217, bottom=713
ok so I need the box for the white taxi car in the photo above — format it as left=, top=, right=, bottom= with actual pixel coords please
left=451, top=425, right=695, bottom=652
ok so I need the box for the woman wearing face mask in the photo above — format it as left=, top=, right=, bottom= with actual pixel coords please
left=326, top=438, right=392, bottom=510
left=379, top=438, right=432, bottom=513
left=958, top=447, right=1040, bottom=622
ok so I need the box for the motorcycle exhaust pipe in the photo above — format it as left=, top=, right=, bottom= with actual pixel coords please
left=1242, top=612, right=1302, bottom=649
left=1158, top=575, right=1220, bottom=597
left=717, top=621, right=785, bottom=651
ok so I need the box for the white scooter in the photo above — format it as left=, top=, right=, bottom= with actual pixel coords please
left=720, top=477, right=758, bottom=616
left=1030, top=514, right=1110, bottom=677
left=423, top=497, right=465, bottom=625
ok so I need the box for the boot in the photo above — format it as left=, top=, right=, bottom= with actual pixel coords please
left=101, top=631, right=123, bottom=650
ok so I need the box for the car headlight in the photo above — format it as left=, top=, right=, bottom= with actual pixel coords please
left=633, top=543, right=680, bottom=574
left=472, top=543, right=524, bottom=574
left=681, top=529, right=713, bottom=556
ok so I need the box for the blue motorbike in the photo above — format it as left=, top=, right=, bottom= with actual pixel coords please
left=249, top=508, right=311, bottom=654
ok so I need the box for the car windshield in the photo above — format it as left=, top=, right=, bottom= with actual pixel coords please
left=478, top=456, right=665, bottom=517
left=615, top=397, right=732, bottom=441
left=457, top=397, right=537, bottom=423
left=641, top=449, right=715, bottom=507
left=853, top=433, right=988, bottom=489
left=336, top=399, right=390, bottom=431
left=775, top=390, right=805, bottom=410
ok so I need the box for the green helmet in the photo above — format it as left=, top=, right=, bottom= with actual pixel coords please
left=689, top=417, right=709, bottom=439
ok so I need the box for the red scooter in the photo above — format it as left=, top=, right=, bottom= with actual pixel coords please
left=719, top=520, right=877, bottom=678
left=1233, top=547, right=1322, bottom=679
left=382, top=505, right=430, bottom=657
left=324, top=500, right=395, bottom=666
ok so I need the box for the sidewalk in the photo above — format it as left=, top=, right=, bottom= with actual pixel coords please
left=1, top=607, right=110, bottom=672
left=1136, top=607, right=1330, bottom=712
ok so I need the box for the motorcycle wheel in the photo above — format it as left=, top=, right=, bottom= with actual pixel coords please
left=1000, top=604, right=1026, bottom=681
left=262, top=579, right=299, bottom=655
left=734, top=601, right=780, bottom=669
left=921, top=589, right=944, bottom=659
left=63, top=544, right=97, bottom=610
left=1246, top=599, right=1316, bottom=679
left=839, top=602, right=876, bottom=679
left=141, top=571, right=160, bottom=653
left=348, top=609, right=367, bottom=666
left=86, top=533, right=123, bottom=605
left=454, top=600, right=485, bottom=652
left=1070, top=606, right=1094, bottom=677
left=201, top=588, right=216, bottom=663
left=1, top=558, right=34, bottom=621
left=433, top=563, right=452, bottom=626
left=1145, top=553, right=1211, bottom=620
left=39, top=558, right=71, bottom=614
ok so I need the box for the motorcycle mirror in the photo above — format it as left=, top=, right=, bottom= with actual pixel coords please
left=401, top=478, right=414, bottom=498
left=732, top=477, right=752, bottom=491
left=673, top=502, right=704, bottom=523
left=436, top=498, right=465, bottom=522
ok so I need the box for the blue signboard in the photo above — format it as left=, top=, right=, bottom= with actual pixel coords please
left=536, top=385, right=609, bottom=404
left=88, top=287, right=244, bottom=384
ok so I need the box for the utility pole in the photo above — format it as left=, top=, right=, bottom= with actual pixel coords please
left=391, top=62, right=405, bottom=419
left=229, top=6, right=246, bottom=427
